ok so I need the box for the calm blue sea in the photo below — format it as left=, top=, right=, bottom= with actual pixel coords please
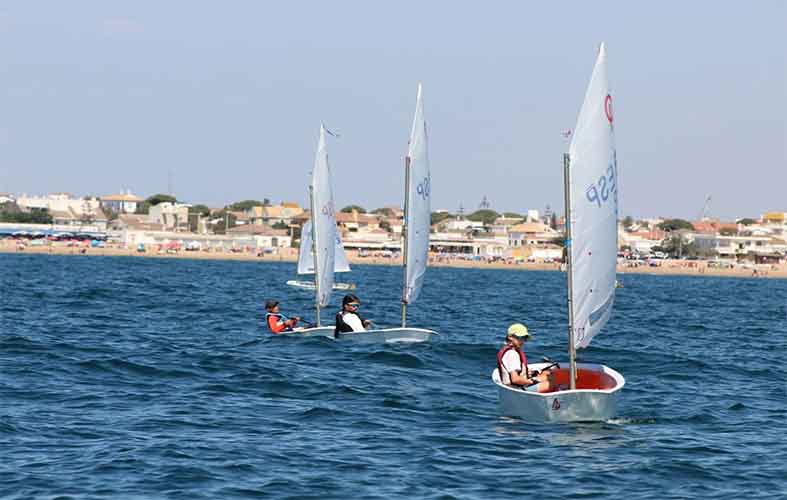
left=1, top=254, right=785, bottom=499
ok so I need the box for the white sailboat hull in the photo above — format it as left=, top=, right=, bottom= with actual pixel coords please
left=284, top=326, right=335, bottom=338
left=493, top=362, right=625, bottom=422
left=336, top=327, right=437, bottom=343
left=286, top=280, right=356, bottom=291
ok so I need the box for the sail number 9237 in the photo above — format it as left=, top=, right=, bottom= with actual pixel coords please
left=585, top=163, right=617, bottom=208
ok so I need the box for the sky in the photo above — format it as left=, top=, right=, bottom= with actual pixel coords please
left=0, top=1, right=784, bottom=221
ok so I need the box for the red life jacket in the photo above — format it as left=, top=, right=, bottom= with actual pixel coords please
left=496, top=343, right=527, bottom=384
left=266, top=313, right=291, bottom=334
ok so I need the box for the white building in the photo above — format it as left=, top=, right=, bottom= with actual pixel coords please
left=17, top=193, right=100, bottom=214
left=694, top=233, right=776, bottom=258
left=100, top=192, right=144, bottom=214
left=226, top=224, right=292, bottom=248
left=148, top=202, right=190, bottom=231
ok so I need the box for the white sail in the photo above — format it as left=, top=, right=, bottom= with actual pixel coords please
left=568, top=43, right=618, bottom=349
left=297, top=220, right=351, bottom=274
left=403, top=83, right=431, bottom=304
left=311, top=125, right=337, bottom=307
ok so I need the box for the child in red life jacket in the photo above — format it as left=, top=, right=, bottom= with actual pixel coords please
left=496, top=323, right=554, bottom=393
left=265, top=299, right=301, bottom=334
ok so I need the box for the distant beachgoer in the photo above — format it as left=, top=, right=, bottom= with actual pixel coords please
left=335, top=294, right=372, bottom=335
left=265, top=299, right=301, bottom=334
left=496, top=323, right=554, bottom=393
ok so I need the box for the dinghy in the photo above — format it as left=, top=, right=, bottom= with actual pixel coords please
left=287, top=220, right=356, bottom=291
left=283, top=124, right=340, bottom=339
left=337, top=84, right=438, bottom=343
left=492, top=44, right=625, bottom=422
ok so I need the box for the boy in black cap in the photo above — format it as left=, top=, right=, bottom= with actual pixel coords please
left=334, top=294, right=372, bottom=335
left=265, top=299, right=302, bottom=334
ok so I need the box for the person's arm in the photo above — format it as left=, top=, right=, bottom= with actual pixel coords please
left=509, top=370, right=535, bottom=386
left=268, top=315, right=288, bottom=333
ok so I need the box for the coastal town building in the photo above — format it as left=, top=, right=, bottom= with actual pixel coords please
left=148, top=202, right=190, bottom=231
left=246, top=203, right=304, bottom=226
left=17, top=193, right=100, bottom=214
left=336, top=210, right=381, bottom=233
left=100, top=192, right=144, bottom=214
left=693, top=233, right=778, bottom=260
left=507, top=222, right=560, bottom=247
left=226, top=224, right=292, bottom=248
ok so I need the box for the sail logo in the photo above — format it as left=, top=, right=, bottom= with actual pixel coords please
left=585, top=163, right=617, bottom=208
left=552, top=399, right=561, bottom=411
left=605, top=94, right=614, bottom=124
left=416, top=175, right=431, bottom=200
left=320, top=201, right=334, bottom=216
left=575, top=325, right=587, bottom=344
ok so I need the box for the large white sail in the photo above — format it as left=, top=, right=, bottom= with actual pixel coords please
left=568, top=43, right=618, bottom=349
left=311, top=125, right=337, bottom=307
left=297, top=220, right=351, bottom=274
left=403, top=84, right=431, bottom=304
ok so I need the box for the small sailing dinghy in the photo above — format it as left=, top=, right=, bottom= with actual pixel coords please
left=492, top=44, right=625, bottom=422
left=285, top=124, right=341, bottom=338
left=287, top=220, right=356, bottom=291
left=335, top=84, right=437, bottom=343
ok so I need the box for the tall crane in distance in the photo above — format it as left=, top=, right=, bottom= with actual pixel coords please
left=698, top=195, right=712, bottom=221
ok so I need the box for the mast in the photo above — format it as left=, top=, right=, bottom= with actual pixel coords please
left=309, top=185, right=321, bottom=327
left=400, top=156, right=411, bottom=327
left=563, top=152, right=577, bottom=389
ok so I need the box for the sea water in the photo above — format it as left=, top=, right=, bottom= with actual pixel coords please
left=1, top=254, right=785, bottom=499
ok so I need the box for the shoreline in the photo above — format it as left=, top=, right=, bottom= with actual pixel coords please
left=1, top=241, right=784, bottom=279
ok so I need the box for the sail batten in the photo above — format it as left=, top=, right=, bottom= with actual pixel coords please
left=403, top=83, right=431, bottom=304
left=568, top=43, right=618, bottom=349
left=311, top=125, right=337, bottom=307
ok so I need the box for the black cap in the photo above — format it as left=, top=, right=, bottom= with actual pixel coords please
left=342, top=294, right=360, bottom=306
left=265, top=299, right=279, bottom=310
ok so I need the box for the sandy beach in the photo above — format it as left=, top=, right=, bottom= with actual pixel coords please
left=2, top=239, right=784, bottom=279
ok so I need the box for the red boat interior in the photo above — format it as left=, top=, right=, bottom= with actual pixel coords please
left=547, top=367, right=618, bottom=392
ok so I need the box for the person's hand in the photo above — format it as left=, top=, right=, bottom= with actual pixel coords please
left=362, top=319, right=372, bottom=327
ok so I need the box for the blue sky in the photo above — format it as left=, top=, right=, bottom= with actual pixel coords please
left=0, top=1, right=783, bottom=220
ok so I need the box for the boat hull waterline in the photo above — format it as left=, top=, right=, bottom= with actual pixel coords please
left=286, top=280, right=356, bottom=291
left=284, top=327, right=437, bottom=343
left=492, top=362, right=625, bottom=422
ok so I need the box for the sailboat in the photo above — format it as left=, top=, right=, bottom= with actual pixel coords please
left=334, top=84, right=437, bottom=343
left=286, top=124, right=341, bottom=338
left=286, top=219, right=356, bottom=291
left=492, top=44, right=625, bottom=422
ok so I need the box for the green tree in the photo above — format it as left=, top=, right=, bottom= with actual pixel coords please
left=467, top=209, right=500, bottom=226
left=189, top=204, right=211, bottom=216
left=229, top=200, right=265, bottom=211
left=272, top=221, right=289, bottom=230
left=372, top=207, right=395, bottom=217
left=135, top=202, right=150, bottom=215
left=0, top=208, right=53, bottom=224
left=503, top=212, right=524, bottom=219
left=146, top=194, right=177, bottom=206
left=380, top=219, right=392, bottom=232
left=719, top=227, right=737, bottom=236
left=657, top=219, right=695, bottom=232
left=736, top=218, right=756, bottom=226
left=623, top=215, right=634, bottom=229
left=341, top=205, right=366, bottom=213
left=430, top=212, right=453, bottom=225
